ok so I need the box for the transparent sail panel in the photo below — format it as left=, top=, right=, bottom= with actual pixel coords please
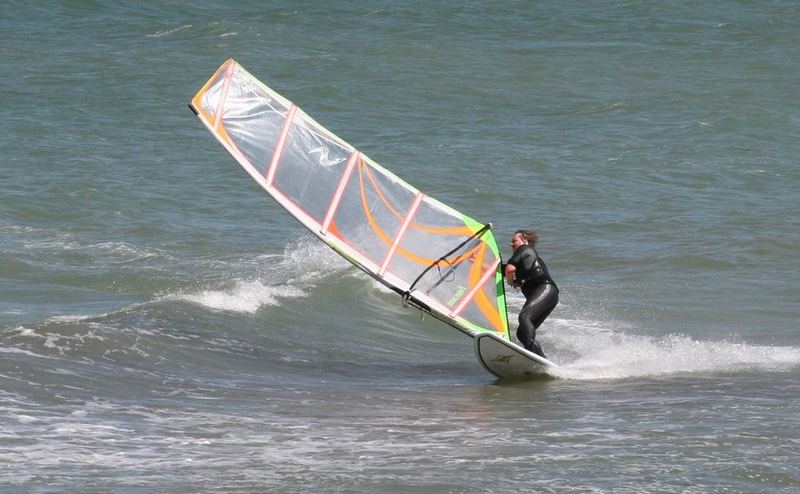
left=190, top=59, right=509, bottom=338
left=404, top=229, right=506, bottom=333
left=271, top=112, right=353, bottom=224
left=329, top=158, right=416, bottom=267
left=218, top=73, right=290, bottom=177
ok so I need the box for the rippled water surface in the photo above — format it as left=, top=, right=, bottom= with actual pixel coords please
left=2, top=1, right=799, bottom=492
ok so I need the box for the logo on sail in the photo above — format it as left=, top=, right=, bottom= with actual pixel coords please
left=309, top=146, right=346, bottom=167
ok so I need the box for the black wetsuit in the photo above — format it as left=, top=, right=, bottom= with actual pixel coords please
left=506, top=245, right=558, bottom=358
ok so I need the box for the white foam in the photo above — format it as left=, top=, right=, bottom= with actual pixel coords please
left=0, top=346, right=56, bottom=359
left=139, top=235, right=331, bottom=313
left=545, top=318, right=800, bottom=380
left=89, top=241, right=169, bottom=262
left=280, top=235, right=351, bottom=283
left=175, top=280, right=306, bottom=314
left=22, top=234, right=80, bottom=251
left=48, top=314, right=103, bottom=323
left=145, top=24, right=192, bottom=38
left=137, top=235, right=350, bottom=316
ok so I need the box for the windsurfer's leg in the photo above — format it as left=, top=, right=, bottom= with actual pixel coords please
left=532, top=286, right=558, bottom=329
left=516, top=309, right=536, bottom=353
left=517, top=284, right=558, bottom=358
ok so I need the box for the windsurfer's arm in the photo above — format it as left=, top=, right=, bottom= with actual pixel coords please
left=468, top=250, right=494, bottom=273
left=504, top=263, right=517, bottom=286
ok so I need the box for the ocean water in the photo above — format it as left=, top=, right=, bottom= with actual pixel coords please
left=2, top=1, right=799, bottom=492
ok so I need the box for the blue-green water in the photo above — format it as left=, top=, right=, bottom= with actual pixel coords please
left=2, top=1, right=799, bottom=492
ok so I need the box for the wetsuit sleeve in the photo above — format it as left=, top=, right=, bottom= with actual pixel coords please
left=507, top=246, right=533, bottom=269
left=506, top=247, right=523, bottom=268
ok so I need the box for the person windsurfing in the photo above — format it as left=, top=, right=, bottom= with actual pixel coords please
left=504, top=229, right=558, bottom=358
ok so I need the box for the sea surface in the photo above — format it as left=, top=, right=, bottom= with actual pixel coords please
left=2, top=1, right=799, bottom=492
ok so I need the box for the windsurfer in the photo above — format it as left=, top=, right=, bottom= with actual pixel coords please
left=504, top=229, right=558, bottom=358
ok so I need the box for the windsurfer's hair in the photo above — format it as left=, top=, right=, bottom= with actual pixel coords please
left=514, top=229, right=538, bottom=246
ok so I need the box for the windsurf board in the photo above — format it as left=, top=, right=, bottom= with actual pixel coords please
left=474, top=332, right=557, bottom=379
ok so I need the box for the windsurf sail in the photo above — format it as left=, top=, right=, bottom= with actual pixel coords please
left=189, top=59, right=509, bottom=339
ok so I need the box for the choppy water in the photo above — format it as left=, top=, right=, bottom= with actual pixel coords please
left=2, top=1, right=799, bottom=492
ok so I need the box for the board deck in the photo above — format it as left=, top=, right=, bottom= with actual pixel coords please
left=474, top=332, right=557, bottom=378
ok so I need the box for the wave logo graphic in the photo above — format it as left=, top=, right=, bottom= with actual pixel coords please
left=309, top=146, right=346, bottom=167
